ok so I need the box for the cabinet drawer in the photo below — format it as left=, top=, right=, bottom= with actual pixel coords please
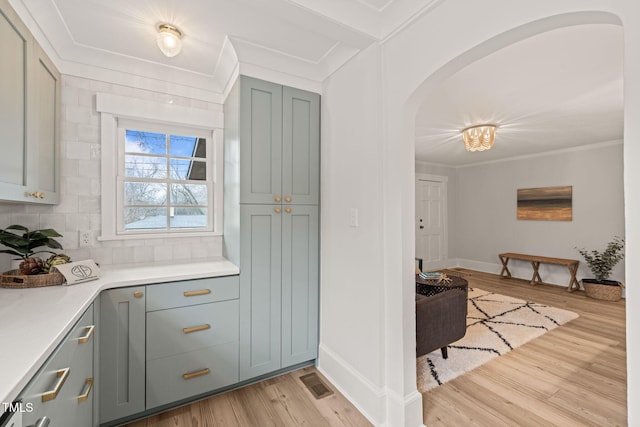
left=21, top=304, right=95, bottom=427
left=146, top=341, right=239, bottom=409
left=146, top=275, right=239, bottom=311
left=147, top=299, right=239, bottom=361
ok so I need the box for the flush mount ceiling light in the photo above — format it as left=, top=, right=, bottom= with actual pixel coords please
left=462, top=124, right=496, bottom=152
left=156, top=23, right=183, bottom=57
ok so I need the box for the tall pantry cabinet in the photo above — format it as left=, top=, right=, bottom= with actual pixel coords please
left=224, top=76, right=320, bottom=381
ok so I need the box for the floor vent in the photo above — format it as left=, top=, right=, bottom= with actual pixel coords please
left=299, top=373, right=334, bottom=399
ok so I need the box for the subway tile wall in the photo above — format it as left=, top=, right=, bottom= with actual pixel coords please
left=0, top=76, right=224, bottom=271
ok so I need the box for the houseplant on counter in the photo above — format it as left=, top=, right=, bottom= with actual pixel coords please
left=576, top=237, right=625, bottom=301
left=0, top=225, right=71, bottom=288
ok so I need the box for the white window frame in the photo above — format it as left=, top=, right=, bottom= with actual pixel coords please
left=97, top=93, right=224, bottom=240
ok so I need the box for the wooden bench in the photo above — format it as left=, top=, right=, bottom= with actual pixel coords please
left=498, top=252, right=580, bottom=292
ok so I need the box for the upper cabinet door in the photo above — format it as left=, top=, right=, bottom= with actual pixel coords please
left=0, top=1, right=31, bottom=192
left=0, top=0, right=59, bottom=204
left=240, top=76, right=283, bottom=204
left=282, top=87, right=320, bottom=206
left=32, top=44, right=60, bottom=202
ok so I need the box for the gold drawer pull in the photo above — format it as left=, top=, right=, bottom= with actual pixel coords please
left=183, top=289, right=211, bottom=297
left=285, top=207, right=292, bottom=213
left=285, top=196, right=291, bottom=203
left=77, top=378, right=94, bottom=403
left=183, top=324, right=210, bottom=334
left=183, top=368, right=210, bottom=380
left=78, top=325, right=95, bottom=344
left=42, top=368, right=70, bottom=402
left=275, top=196, right=281, bottom=202
left=134, top=291, right=144, bottom=298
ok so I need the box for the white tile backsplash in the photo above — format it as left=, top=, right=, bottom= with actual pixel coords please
left=0, top=75, right=224, bottom=272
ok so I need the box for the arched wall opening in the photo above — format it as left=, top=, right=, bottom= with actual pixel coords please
left=379, top=5, right=636, bottom=426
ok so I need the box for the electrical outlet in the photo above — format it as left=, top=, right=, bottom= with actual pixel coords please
left=349, top=208, right=359, bottom=227
left=79, top=231, right=92, bottom=247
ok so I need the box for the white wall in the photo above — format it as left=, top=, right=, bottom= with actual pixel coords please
left=318, top=44, right=392, bottom=424
left=454, top=142, right=625, bottom=284
left=0, top=75, right=224, bottom=271
left=322, top=1, right=640, bottom=425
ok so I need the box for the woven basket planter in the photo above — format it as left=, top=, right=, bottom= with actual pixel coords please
left=0, top=269, right=65, bottom=289
left=582, top=279, right=623, bottom=301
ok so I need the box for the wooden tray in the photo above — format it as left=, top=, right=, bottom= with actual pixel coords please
left=0, top=269, right=65, bottom=288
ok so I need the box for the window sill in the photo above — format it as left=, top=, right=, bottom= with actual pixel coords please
left=98, top=231, right=222, bottom=241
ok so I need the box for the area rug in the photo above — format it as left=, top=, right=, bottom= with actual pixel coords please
left=417, top=287, right=578, bottom=392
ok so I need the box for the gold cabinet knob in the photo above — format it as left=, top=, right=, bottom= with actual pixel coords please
left=27, top=191, right=45, bottom=199
left=275, top=196, right=281, bottom=202
left=274, top=207, right=282, bottom=213
left=285, top=196, right=292, bottom=203
left=133, top=291, right=144, bottom=298
left=285, top=207, right=292, bottom=213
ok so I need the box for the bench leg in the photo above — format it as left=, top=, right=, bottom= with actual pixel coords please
left=530, top=261, right=542, bottom=285
left=567, top=263, right=580, bottom=292
left=499, top=255, right=511, bottom=278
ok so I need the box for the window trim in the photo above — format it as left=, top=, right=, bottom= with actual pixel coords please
left=97, top=93, right=224, bottom=241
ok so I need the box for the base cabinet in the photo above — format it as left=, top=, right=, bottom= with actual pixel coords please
left=99, top=276, right=239, bottom=425
left=99, top=287, right=146, bottom=424
left=145, top=279, right=240, bottom=409
left=21, top=304, right=95, bottom=427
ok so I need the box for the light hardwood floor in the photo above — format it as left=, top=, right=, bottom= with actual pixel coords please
left=423, top=269, right=627, bottom=427
left=124, top=269, right=626, bottom=427
left=123, top=366, right=372, bottom=427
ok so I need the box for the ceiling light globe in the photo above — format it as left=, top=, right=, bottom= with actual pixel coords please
left=462, top=125, right=496, bottom=152
left=157, top=24, right=183, bottom=58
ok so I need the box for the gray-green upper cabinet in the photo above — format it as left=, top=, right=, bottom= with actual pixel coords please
left=282, top=86, right=320, bottom=206
left=0, top=0, right=31, bottom=198
left=32, top=43, right=60, bottom=201
left=0, top=0, right=60, bottom=204
left=236, top=76, right=319, bottom=205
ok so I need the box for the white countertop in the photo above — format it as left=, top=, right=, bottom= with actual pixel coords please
left=0, top=258, right=239, bottom=405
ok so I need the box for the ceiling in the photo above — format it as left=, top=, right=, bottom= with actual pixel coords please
left=11, top=0, right=439, bottom=99
left=414, top=24, right=624, bottom=167
left=10, top=1, right=623, bottom=166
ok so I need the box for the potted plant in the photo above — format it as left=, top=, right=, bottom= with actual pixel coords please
left=575, top=237, right=624, bottom=301
left=0, top=225, right=71, bottom=288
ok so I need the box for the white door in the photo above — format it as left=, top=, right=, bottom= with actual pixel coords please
left=415, top=176, right=447, bottom=270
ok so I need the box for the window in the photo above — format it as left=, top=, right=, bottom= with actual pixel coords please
left=97, top=93, right=223, bottom=240
left=119, top=122, right=211, bottom=233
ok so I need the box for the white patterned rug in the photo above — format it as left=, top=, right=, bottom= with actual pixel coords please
left=417, top=287, right=579, bottom=392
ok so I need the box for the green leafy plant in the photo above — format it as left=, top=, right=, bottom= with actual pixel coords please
left=576, top=237, right=625, bottom=281
left=0, top=225, right=64, bottom=275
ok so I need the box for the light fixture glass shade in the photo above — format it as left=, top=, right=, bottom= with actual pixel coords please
left=462, top=125, right=496, bottom=152
left=157, top=24, right=183, bottom=57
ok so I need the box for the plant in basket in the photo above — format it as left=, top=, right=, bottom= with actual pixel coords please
left=575, top=237, right=624, bottom=301
left=0, top=225, right=71, bottom=276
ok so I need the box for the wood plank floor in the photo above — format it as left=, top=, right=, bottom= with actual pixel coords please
left=122, top=366, right=372, bottom=427
left=423, top=269, right=627, bottom=427
left=123, top=269, right=627, bottom=427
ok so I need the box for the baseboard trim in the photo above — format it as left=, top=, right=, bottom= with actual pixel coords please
left=317, top=344, right=386, bottom=425
left=317, top=344, right=426, bottom=427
